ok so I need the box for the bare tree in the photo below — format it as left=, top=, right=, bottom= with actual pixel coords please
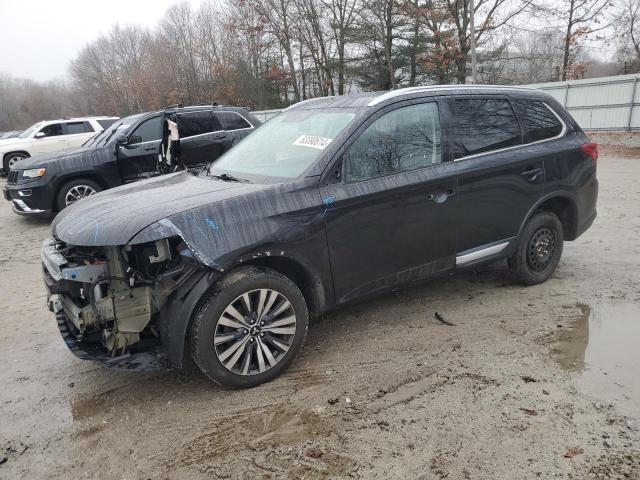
left=615, top=0, right=640, bottom=69
left=554, top=0, right=611, bottom=80
left=322, top=0, right=360, bottom=94
left=445, top=0, right=533, bottom=84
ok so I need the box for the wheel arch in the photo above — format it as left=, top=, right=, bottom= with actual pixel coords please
left=519, top=193, right=579, bottom=241
left=3, top=150, right=31, bottom=169
left=161, top=252, right=328, bottom=370
left=237, top=254, right=327, bottom=318
left=52, top=173, right=108, bottom=211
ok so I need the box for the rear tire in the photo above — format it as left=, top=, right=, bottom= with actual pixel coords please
left=3, top=152, right=28, bottom=174
left=191, top=266, right=309, bottom=388
left=510, top=211, right=564, bottom=285
left=55, top=178, right=102, bottom=211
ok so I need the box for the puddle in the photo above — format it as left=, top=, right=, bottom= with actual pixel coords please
left=551, top=302, right=640, bottom=419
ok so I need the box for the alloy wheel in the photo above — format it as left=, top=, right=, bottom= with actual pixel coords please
left=527, top=227, right=556, bottom=272
left=65, top=185, right=97, bottom=206
left=7, top=155, right=24, bottom=169
left=214, top=289, right=297, bottom=376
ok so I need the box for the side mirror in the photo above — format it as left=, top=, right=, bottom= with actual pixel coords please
left=34, top=132, right=45, bottom=139
left=114, top=133, right=128, bottom=146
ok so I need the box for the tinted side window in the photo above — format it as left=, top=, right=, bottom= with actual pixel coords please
left=217, top=112, right=252, bottom=131
left=64, top=121, right=93, bottom=134
left=178, top=111, right=220, bottom=137
left=39, top=123, right=64, bottom=137
left=345, top=102, right=442, bottom=183
left=129, top=116, right=162, bottom=143
left=452, top=98, right=521, bottom=158
left=513, top=100, right=563, bottom=143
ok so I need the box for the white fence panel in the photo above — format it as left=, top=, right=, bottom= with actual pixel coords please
left=526, top=74, right=640, bottom=131
left=253, top=74, right=640, bottom=130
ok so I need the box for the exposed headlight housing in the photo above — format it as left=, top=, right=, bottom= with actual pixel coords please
left=22, top=168, right=46, bottom=178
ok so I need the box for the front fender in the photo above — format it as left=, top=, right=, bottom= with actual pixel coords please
left=157, top=267, right=220, bottom=368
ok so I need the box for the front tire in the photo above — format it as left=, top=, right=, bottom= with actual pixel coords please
left=191, top=266, right=309, bottom=388
left=3, top=152, right=29, bottom=174
left=55, top=178, right=102, bottom=211
left=510, top=211, right=564, bottom=285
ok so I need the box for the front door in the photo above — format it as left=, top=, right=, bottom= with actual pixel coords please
left=32, top=123, right=67, bottom=155
left=321, top=100, right=458, bottom=304
left=117, top=115, right=163, bottom=182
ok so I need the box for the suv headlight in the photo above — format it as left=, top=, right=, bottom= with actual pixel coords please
left=22, top=168, right=46, bottom=178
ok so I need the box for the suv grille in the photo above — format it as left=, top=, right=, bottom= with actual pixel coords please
left=7, top=170, right=19, bottom=184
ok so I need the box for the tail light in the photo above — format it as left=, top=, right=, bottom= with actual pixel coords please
left=580, top=141, right=598, bottom=172
left=580, top=141, right=598, bottom=161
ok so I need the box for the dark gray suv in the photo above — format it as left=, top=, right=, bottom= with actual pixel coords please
left=41, top=86, right=597, bottom=388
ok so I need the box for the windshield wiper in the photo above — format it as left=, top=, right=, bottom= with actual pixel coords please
left=210, top=173, right=251, bottom=183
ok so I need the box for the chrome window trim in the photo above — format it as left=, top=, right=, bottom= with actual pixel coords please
left=452, top=102, right=567, bottom=163
left=130, top=139, right=161, bottom=147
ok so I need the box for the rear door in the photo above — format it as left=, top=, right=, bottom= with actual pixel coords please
left=62, top=121, right=96, bottom=148
left=321, top=99, right=458, bottom=304
left=176, top=110, right=224, bottom=166
left=117, top=115, right=163, bottom=183
left=450, top=96, right=546, bottom=263
left=31, top=122, right=67, bottom=154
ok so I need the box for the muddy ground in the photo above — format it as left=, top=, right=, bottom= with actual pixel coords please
left=1, top=148, right=639, bottom=479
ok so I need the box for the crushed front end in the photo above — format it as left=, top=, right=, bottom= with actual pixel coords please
left=42, top=236, right=196, bottom=370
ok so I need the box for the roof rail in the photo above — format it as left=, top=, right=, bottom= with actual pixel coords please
left=367, top=84, right=539, bottom=106
left=164, top=103, right=184, bottom=109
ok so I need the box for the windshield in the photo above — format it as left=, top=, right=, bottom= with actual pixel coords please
left=210, top=108, right=358, bottom=179
left=83, top=114, right=143, bottom=148
left=18, top=122, right=44, bottom=139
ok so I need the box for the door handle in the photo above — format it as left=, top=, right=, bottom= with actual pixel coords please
left=522, top=167, right=543, bottom=182
left=427, top=188, right=456, bottom=204
left=143, top=146, right=157, bottom=151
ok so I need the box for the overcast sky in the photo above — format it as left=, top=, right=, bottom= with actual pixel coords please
left=0, top=0, right=614, bottom=83
left=0, top=0, right=202, bottom=82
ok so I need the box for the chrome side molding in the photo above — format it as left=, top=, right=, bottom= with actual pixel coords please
left=456, top=240, right=511, bottom=266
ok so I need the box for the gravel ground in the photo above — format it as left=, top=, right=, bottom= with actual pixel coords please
left=1, top=151, right=639, bottom=479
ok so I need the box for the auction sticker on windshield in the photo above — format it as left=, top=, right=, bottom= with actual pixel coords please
left=293, top=135, right=333, bottom=150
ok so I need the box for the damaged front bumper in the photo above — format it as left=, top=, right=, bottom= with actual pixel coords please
left=50, top=297, right=167, bottom=370
left=41, top=236, right=199, bottom=370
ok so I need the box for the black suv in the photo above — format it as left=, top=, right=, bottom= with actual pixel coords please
left=42, top=86, right=598, bottom=388
left=3, top=105, right=260, bottom=216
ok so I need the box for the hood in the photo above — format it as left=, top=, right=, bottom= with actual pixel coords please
left=0, top=137, right=30, bottom=151
left=15, top=147, right=93, bottom=170
left=52, top=171, right=268, bottom=247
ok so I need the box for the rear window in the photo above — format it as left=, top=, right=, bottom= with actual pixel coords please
left=64, top=121, right=93, bottom=134
left=513, top=100, right=563, bottom=143
left=97, top=119, right=118, bottom=129
left=177, top=111, right=221, bottom=137
left=452, top=98, right=521, bottom=158
left=217, top=111, right=252, bottom=131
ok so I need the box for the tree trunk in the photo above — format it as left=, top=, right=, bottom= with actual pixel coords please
left=409, top=0, right=419, bottom=86
left=385, top=0, right=396, bottom=88
left=562, top=0, right=575, bottom=81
